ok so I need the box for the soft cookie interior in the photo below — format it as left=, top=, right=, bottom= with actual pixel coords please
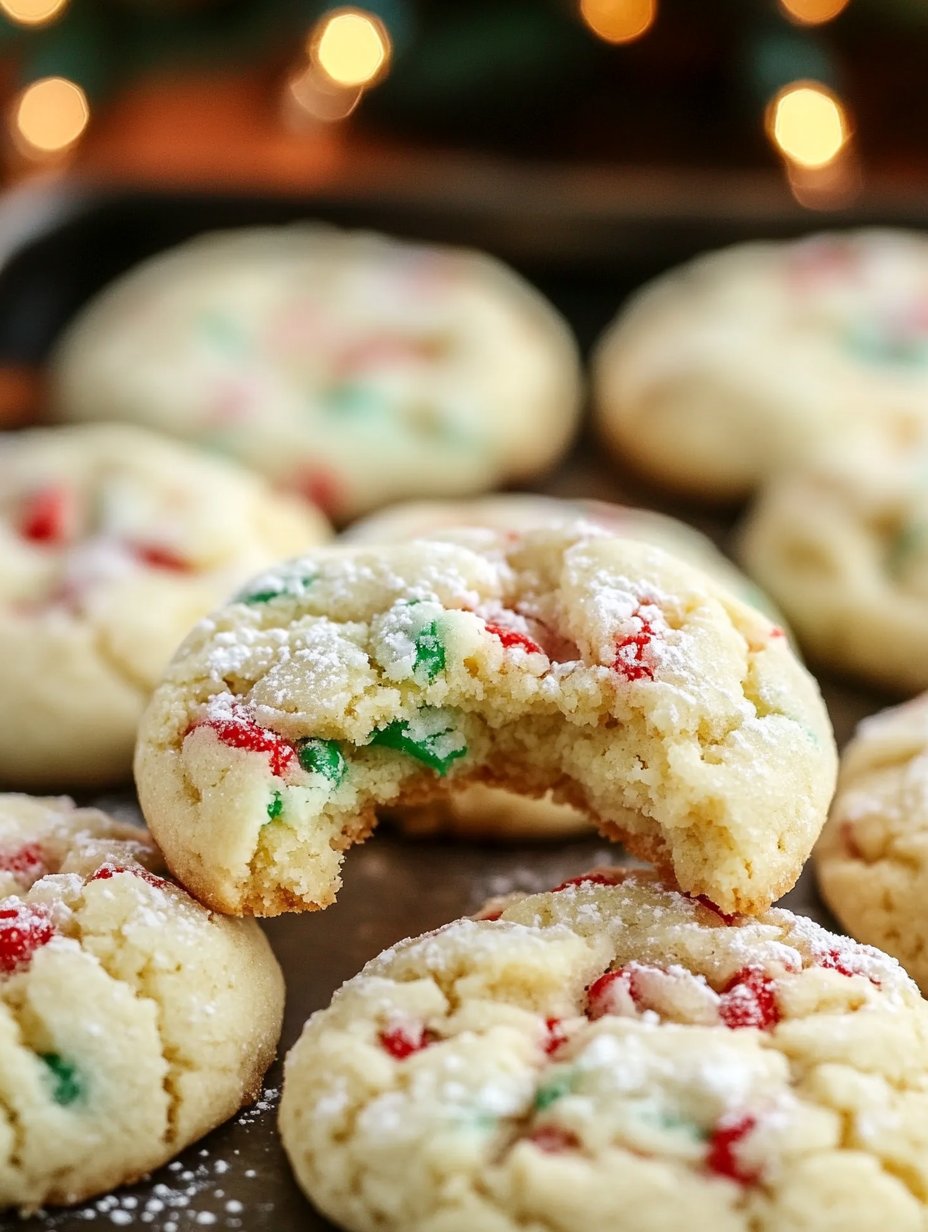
left=136, top=527, right=836, bottom=917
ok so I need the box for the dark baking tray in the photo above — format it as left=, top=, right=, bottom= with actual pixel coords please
left=0, top=185, right=901, bottom=1231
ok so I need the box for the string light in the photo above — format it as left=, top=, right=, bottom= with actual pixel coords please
left=579, top=0, right=657, bottom=45
left=766, top=81, right=850, bottom=169
left=778, top=0, right=850, bottom=27
left=283, top=61, right=362, bottom=125
left=11, top=76, right=89, bottom=158
left=0, top=0, right=67, bottom=27
left=310, top=8, right=392, bottom=89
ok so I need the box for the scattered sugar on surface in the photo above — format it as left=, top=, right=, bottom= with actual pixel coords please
left=24, top=1088, right=282, bottom=1230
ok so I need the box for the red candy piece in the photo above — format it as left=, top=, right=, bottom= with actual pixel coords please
left=335, top=335, right=438, bottom=375
left=132, top=543, right=191, bottom=572
left=612, top=602, right=658, bottom=682
left=0, top=843, right=45, bottom=882
left=719, top=967, right=780, bottom=1031
left=481, top=908, right=503, bottom=922
left=544, top=1017, right=568, bottom=1055
left=88, top=863, right=168, bottom=890
left=191, top=709, right=295, bottom=777
left=693, top=895, right=738, bottom=926
left=485, top=622, right=543, bottom=655
left=379, top=1023, right=434, bottom=1060
left=840, top=821, right=863, bottom=860
left=19, top=485, right=75, bottom=545
left=586, top=968, right=642, bottom=1020
left=553, top=871, right=623, bottom=893
left=706, top=1113, right=761, bottom=1185
left=291, top=468, right=343, bottom=519
left=0, top=902, right=55, bottom=975
left=527, top=1126, right=580, bottom=1154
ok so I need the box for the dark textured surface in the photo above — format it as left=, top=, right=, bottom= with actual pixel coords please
left=0, top=190, right=896, bottom=1230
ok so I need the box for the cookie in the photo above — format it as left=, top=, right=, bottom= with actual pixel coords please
left=0, top=792, right=284, bottom=1211
left=593, top=230, right=928, bottom=501
left=280, top=869, right=928, bottom=1232
left=49, top=226, right=583, bottom=522
left=0, top=423, right=327, bottom=788
left=738, top=424, right=928, bottom=693
left=346, top=494, right=785, bottom=841
left=134, top=524, right=836, bottom=916
left=816, top=694, right=928, bottom=994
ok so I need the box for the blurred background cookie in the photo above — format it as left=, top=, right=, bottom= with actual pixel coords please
left=738, top=421, right=928, bottom=693
left=0, top=792, right=283, bottom=1212
left=0, top=424, right=327, bottom=788
left=49, top=226, right=583, bottom=522
left=347, top=494, right=787, bottom=841
left=816, top=695, right=928, bottom=993
left=593, top=230, right=928, bottom=502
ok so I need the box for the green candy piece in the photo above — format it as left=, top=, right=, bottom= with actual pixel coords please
left=845, top=320, right=928, bottom=367
left=266, top=790, right=284, bottom=821
left=298, top=738, right=347, bottom=785
left=413, top=620, right=446, bottom=682
left=323, top=383, right=381, bottom=415
left=41, top=1053, right=82, bottom=1106
left=200, top=311, right=246, bottom=355
left=887, top=520, right=928, bottom=577
left=239, top=572, right=317, bottom=605
left=534, top=1071, right=575, bottom=1111
left=369, top=710, right=467, bottom=776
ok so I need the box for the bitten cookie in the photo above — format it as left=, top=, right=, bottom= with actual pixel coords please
left=280, top=870, right=928, bottom=1232
left=0, top=793, right=284, bottom=1211
left=50, top=225, right=583, bottom=521
left=738, top=424, right=928, bottom=693
left=593, top=230, right=928, bottom=501
left=816, top=694, right=928, bottom=994
left=134, top=524, right=836, bottom=917
left=347, top=494, right=785, bottom=841
left=0, top=423, right=327, bottom=788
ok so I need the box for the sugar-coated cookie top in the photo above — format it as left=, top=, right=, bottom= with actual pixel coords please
left=281, top=870, right=928, bottom=1232
left=344, top=493, right=784, bottom=621
left=50, top=226, right=582, bottom=520
left=0, top=793, right=284, bottom=1210
left=136, top=524, right=835, bottom=916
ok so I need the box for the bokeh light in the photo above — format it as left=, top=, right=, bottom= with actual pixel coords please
left=284, top=61, right=363, bottom=125
left=766, top=81, right=850, bottom=169
left=778, top=0, right=851, bottom=27
left=0, top=0, right=67, bottom=27
left=11, top=76, right=90, bottom=157
left=311, top=8, right=392, bottom=88
left=579, top=0, right=657, bottom=45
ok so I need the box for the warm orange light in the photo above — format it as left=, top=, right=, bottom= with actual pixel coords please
left=310, top=8, right=391, bottom=88
left=0, top=0, right=67, bottom=27
left=12, top=76, right=89, bottom=157
left=766, top=81, right=850, bottom=169
left=579, top=0, right=656, bottom=44
left=778, top=0, right=850, bottom=26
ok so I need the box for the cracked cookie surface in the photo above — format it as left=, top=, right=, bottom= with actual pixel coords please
left=50, top=225, right=582, bottom=522
left=0, top=792, right=284, bottom=1212
left=0, top=423, right=326, bottom=788
left=816, top=693, right=928, bottom=993
left=135, top=524, right=835, bottom=916
left=593, top=229, right=928, bottom=502
left=346, top=495, right=786, bottom=841
left=280, top=870, right=928, bottom=1232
